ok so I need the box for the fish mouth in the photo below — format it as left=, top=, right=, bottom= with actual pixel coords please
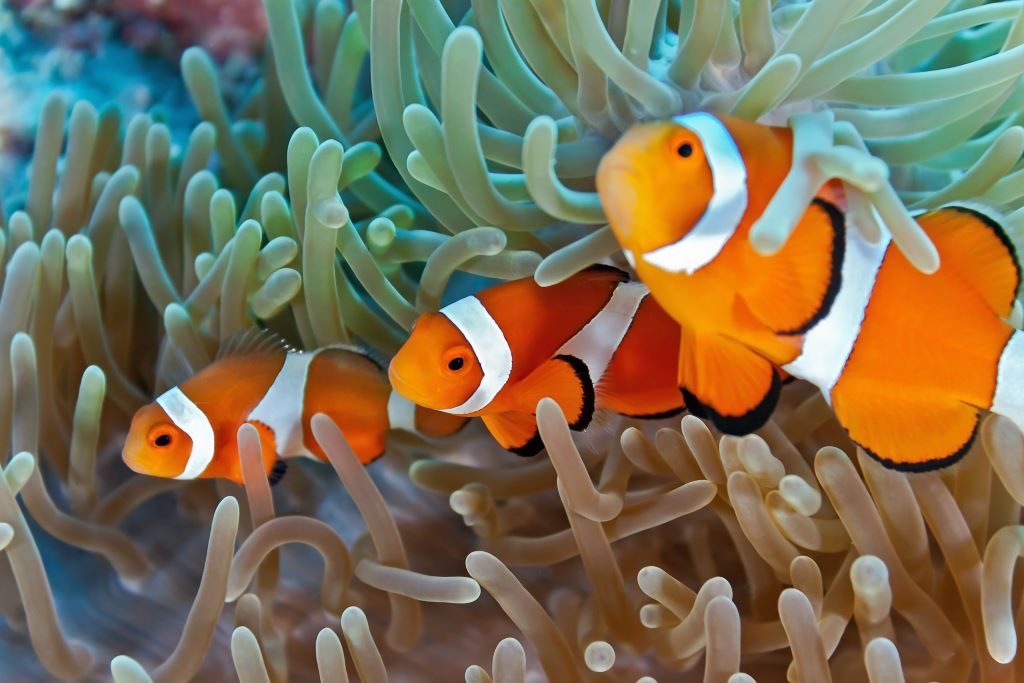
left=120, top=445, right=149, bottom=476
left=387, top=363, right=427, bottom=407
left=388, top=363, right=462, bottom=413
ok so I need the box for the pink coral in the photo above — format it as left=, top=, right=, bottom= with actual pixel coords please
left=119, top=0, right=267, bottom=58
left=12, top=0, right=267, bottom=59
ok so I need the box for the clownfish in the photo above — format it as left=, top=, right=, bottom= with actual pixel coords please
left=596, top=111, right=1024, bottom=471
left=387, top=266, right=684, bottom=456
left=122, top=331, right=466, bottom=484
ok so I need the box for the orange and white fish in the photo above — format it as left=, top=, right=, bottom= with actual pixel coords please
left=388, top=266, right=684, bottom=455
left=122, top=332, right=466, bottom=484
left=597, top=111, right=1023, bottom=471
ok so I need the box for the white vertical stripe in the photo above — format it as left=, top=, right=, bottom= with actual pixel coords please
left=246, top=350, right=320, bottom=458
left=556, top=282, right=648, bottom=384
left=642, top=112, right=749, bottom=274
left=783, top=231, right=890, bottom=402
left=156, top=386, right=217, bottom=480
left=387, top=391, right=418, bottom=432
left=992, top=330, right=1024, bottom=426
left=439, top=296, right=513, bottom=415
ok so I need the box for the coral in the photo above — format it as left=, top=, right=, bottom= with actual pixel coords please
left=9, top=0, right=267, bottom=58
left=5, top=0, right=1024, bottom=682
left=0, top=9, right=196, bottom=196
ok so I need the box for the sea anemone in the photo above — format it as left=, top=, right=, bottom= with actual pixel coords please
left=4, top=0, right=1024, bottom=681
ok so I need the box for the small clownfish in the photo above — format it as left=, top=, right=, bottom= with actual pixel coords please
left=387, top=266, right=685, bottom=456
left=122, top=331, right=467, bottom=485
left=597, top=111, right=1024, bottom=471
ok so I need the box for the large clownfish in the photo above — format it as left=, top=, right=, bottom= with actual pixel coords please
left=387, top=266, right=684, bottom=456
left=596, top=111, right=1024, bottom=471
left=122, top=332, right=466, bottom=484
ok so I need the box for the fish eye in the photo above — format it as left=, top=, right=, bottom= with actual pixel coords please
left=149, top=426, right=174, bottom=448
left=442, top=345, right=472, bottom=373
left=677, top=142, right=693, bottom=158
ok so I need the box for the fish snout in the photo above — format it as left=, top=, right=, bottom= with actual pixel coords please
left=596, top=159, right=642, bottom=243
left=120, top=435, right=150, bottom=476
left=387, top=359, right=418, bottom=404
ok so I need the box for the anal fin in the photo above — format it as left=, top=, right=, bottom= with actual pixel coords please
left=481, top=411, right=544, bottom=457
left=679, top=328, right=781, bottom=435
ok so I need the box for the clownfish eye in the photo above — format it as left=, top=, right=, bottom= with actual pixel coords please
left=149, top=427, right=174, bottom=448
left=442, top=345, right=472, bottom=373
left=677, top=143, right=693, bottom=158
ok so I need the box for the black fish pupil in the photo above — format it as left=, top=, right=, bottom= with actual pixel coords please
left=448, top=357, right=464, bottom=371
left=677, top=143, right=693, bottom=158
left=155, top=434, right=172, bottom=447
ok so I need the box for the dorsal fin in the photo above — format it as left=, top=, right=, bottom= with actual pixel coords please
left=579, top=263, right=631, bottom=283
left=322, top=342, right=387, bottom=371
left=215, top=327, right=296, bottom=360
left=918, top=203, right=1021, bottom=318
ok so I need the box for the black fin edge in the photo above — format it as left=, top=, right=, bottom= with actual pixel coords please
left=552, top=354, right=596, bottom=431
left=582, top=263, right=631, bottom=282
left=681, top=387, right=708, bottom=419
left=509, top=429, right=545, bottom=457
left=622, top=405, right=686, bottom=420
left=682, top=368, right=781, bottom=436
left=855, top=414, right=979, bottom=473
left=268, top=459, right=288, bottom=486
left=945, top=204, right=1022, bottom=307
left=777, top=198, right=846, bottom=336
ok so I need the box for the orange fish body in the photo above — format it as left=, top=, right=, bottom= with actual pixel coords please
left=123, top=336, right=464, bottom=484
left=388, top=266, right=684, bottom=455
left=597, top=112, right=1022, bottom=470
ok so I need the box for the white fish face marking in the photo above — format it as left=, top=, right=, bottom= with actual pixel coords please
left=156, top=386, right=217, bottom=480
left=438, top=296, right=513, bottom=415
left=387, top=391, right=418, bottom=432
left=641, top=112, right=749, bottom=275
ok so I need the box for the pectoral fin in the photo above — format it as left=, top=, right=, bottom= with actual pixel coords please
left=481, top=411, right=544, bottom=456
left=513, top=355, right=595, bottom=431
left=679, top=328, right=781, bottom=435
left=741, top=197, right=845, bottom=335
left=414, top=406, right=470, bottom=438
